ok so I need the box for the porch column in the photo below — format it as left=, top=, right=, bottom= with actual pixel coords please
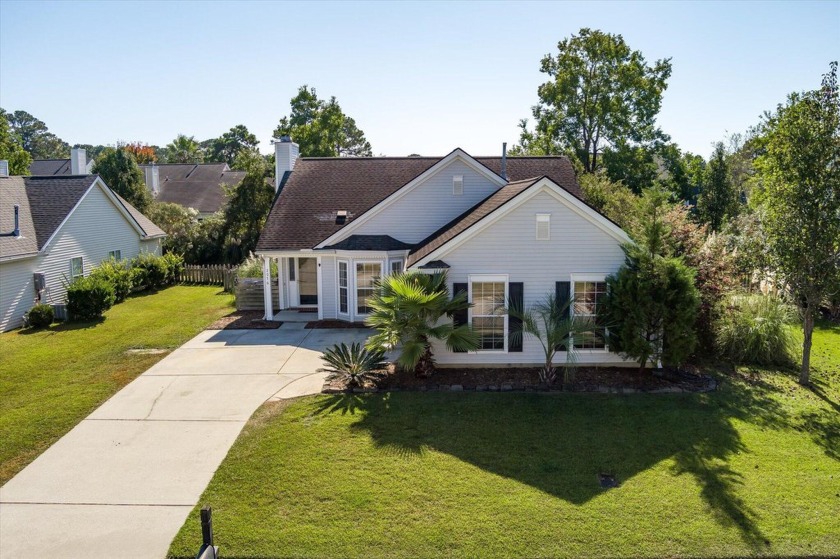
left=277, top=257, right=286, bottom=311
left=262, top=257, right=273, bottom=321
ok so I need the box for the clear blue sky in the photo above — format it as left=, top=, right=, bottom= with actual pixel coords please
left=1, top=0, right=838, bottom=159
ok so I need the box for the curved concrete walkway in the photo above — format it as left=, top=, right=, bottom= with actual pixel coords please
left=0, top=324, right=370, bottom=559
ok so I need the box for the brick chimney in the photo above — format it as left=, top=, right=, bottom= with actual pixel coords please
left=274, top=136, right=299, bottom=192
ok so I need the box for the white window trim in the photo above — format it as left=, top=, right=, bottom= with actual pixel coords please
left=354, top=260, right=384, bottom=318
left=337, top=259, right=350, bottom=317
left=389, top=259, right=404, bottom=275
left=467, top=274, right=509, bottom=353
left=570, top=274, right=609, bottom=353
left=452, top=175, right=464, bottom=196
left=536, top=213, right=551, bottom=241
left=70, top=257, right=84, bottom=280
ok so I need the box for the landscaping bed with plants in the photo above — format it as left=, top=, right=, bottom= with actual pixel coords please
left=324, top=365, right=717, bottom=394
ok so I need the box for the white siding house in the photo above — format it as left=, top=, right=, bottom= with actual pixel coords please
left=256, top=142, right=633, bottom=366
left=0, top=174, right=165, bottom=331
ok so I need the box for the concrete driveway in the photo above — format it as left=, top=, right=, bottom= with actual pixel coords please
left=0, top=323, right=370, bottom=559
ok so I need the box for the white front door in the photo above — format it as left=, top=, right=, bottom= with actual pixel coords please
left=288, top=257, right=318, bottom=308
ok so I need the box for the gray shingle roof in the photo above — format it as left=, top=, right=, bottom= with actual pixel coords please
left=141, top=163, right=245, bottom=214
left=29, top=156, right=93, bottom=176
left=256, top=154, right=579, bottom=252
left=324, top=234, right=414, bottom=251
left=0, top=175, right=165, bottom=260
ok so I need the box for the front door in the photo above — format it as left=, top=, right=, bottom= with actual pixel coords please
left=288, top=257, right=318, bottom=307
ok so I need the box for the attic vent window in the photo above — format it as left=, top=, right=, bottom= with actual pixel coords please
left=536, top=214, right=551, bottom=240
left=453, top=175, right=463, bottom=196
left=336, top=210, right=348, bottom=225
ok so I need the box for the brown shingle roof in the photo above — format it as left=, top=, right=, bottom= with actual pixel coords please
left=142, top=163, right=245, bottom=214
left=407, top=177, right=543, bottom=267
left=256, top=155, right=579, bottom=252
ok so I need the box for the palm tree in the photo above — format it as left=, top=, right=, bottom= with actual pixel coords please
left=164, top=134, right=204, bottom=164
left=365, top=271, right=478, bottom=377
left=507, top=293, right=592, bottom=385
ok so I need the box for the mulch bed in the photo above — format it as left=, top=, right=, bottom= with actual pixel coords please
left=324, top=365, right=717, bottom=394
left=306, top=320, right=368, bottom=329
left=207, top=311, right=283, bottom=330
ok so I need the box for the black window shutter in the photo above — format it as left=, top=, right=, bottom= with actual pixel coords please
left=555, top=281, right=571, bottom=351
left=508, top=282, right=524, bottom=352
left=452, top=283, right=469, bottom=353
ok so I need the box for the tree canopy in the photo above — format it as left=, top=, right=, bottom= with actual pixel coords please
left=273, top=86, right=372, bottom=157
left=513, top=28, right=672, bottom=174
left=754, top=61, right=840, bottom=385
left=92, top=148, right=152, bottom=213
left=0, top=110, right=32, bottom=174
left=206, top=125, right=258, bottom=166
left=2, top=109, right=69, bottom=159
left=164, top=134, right=204, bottom=164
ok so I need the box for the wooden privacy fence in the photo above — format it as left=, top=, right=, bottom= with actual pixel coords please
left=177, top=265, right=237, bottom=292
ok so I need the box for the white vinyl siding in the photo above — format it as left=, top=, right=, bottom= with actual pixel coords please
left=349, top=160, right=503, bottom=244
left=319, top=255, right=337, bottom=319
left=426, top=188, right=630, bottom=366
left=0, top=183, right=160, bottom=331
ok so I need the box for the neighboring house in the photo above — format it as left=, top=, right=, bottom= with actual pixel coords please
left=0, top=170, right=166, bottom=332
left=138, top=162, right=246, bottom=218
left=28, top=147, right=94, bottom=176
left=255, top=137, right=633, bottom=366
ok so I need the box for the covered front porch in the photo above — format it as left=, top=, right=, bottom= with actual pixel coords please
left=257, top=253, right=323, bottom=322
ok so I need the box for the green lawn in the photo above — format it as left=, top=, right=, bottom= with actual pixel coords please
left=168, top=321, right=839, bottom=559
left=0, top=285, right=234, bottom=485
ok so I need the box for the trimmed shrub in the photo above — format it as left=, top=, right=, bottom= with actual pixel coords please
left=66, top=276, right=116, bottom=320
left=89, top=258, right=133, bottom=303
left=716, top=293, right=798, bottom=366
left=26, top=304, right=54, bottom=329
left=131, top=252, right=168, bottom=289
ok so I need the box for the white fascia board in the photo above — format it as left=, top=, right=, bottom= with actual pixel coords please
left=314, top=148, right=506, bottom=249
left=411, top=178, right=631, bottom=268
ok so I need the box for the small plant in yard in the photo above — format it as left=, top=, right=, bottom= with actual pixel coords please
left=365, top=271, right=478, bottom=377
left=66, top=276, right=116, bottom=320
left=507, top=294, right=591, bottom=385
left=318, top=342, right=386, bottom=390
left=716, top=293, right=799, bottom=366
left=26, top=304, right=54, bottom=329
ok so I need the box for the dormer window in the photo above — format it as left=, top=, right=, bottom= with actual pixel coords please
left=536, top=214, right=550, bottom=240
left=453, top=175, right=463, bottom=196
left=335, top=210, right=348, bottom=225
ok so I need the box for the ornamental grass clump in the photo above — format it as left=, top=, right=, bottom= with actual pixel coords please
left=318, top=342, right=386, bottom=390
left=716, top=293, right=799, bottom=367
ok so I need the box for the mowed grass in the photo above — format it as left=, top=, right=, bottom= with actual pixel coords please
left=168, top=322, right=840, bottom=558
left=0, top=285, right=233, bottom=485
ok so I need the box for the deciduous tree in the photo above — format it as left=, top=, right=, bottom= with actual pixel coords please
left=273, top=86, right=372, bottom=157
left=697, top=143, right=739, bottom=232
left=93, top=148, right=152, bottom=213
left=0, top=110, right=32, bottom=174
left=3, top=109, right=69, bottom=159
left=514, top=28, right=671, bottom=173
left=755, top=62, right=840, bottom=385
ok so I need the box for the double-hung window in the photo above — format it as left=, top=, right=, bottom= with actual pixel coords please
left=108, top=250, right=122, bottom=261
left=70, top=257, right=84, bottom=280
left=390, top=259, right=403, bottom=275
left=355, top=262, right=381, bottom=315
left=470, top=276, right=507, bottom=351
left=573, top=280, right=607, bottom=349
left=338, top=261, right=349, bottom=315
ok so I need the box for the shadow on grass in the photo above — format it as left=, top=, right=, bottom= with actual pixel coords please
left=314, top=377, right=794, bottom=549
left=17, top=317, right=106, bottom=335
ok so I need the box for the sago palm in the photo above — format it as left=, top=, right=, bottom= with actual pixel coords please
left=365, top=271, right=478, bottom=377
left=318, top=342, right=386, bottom=389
